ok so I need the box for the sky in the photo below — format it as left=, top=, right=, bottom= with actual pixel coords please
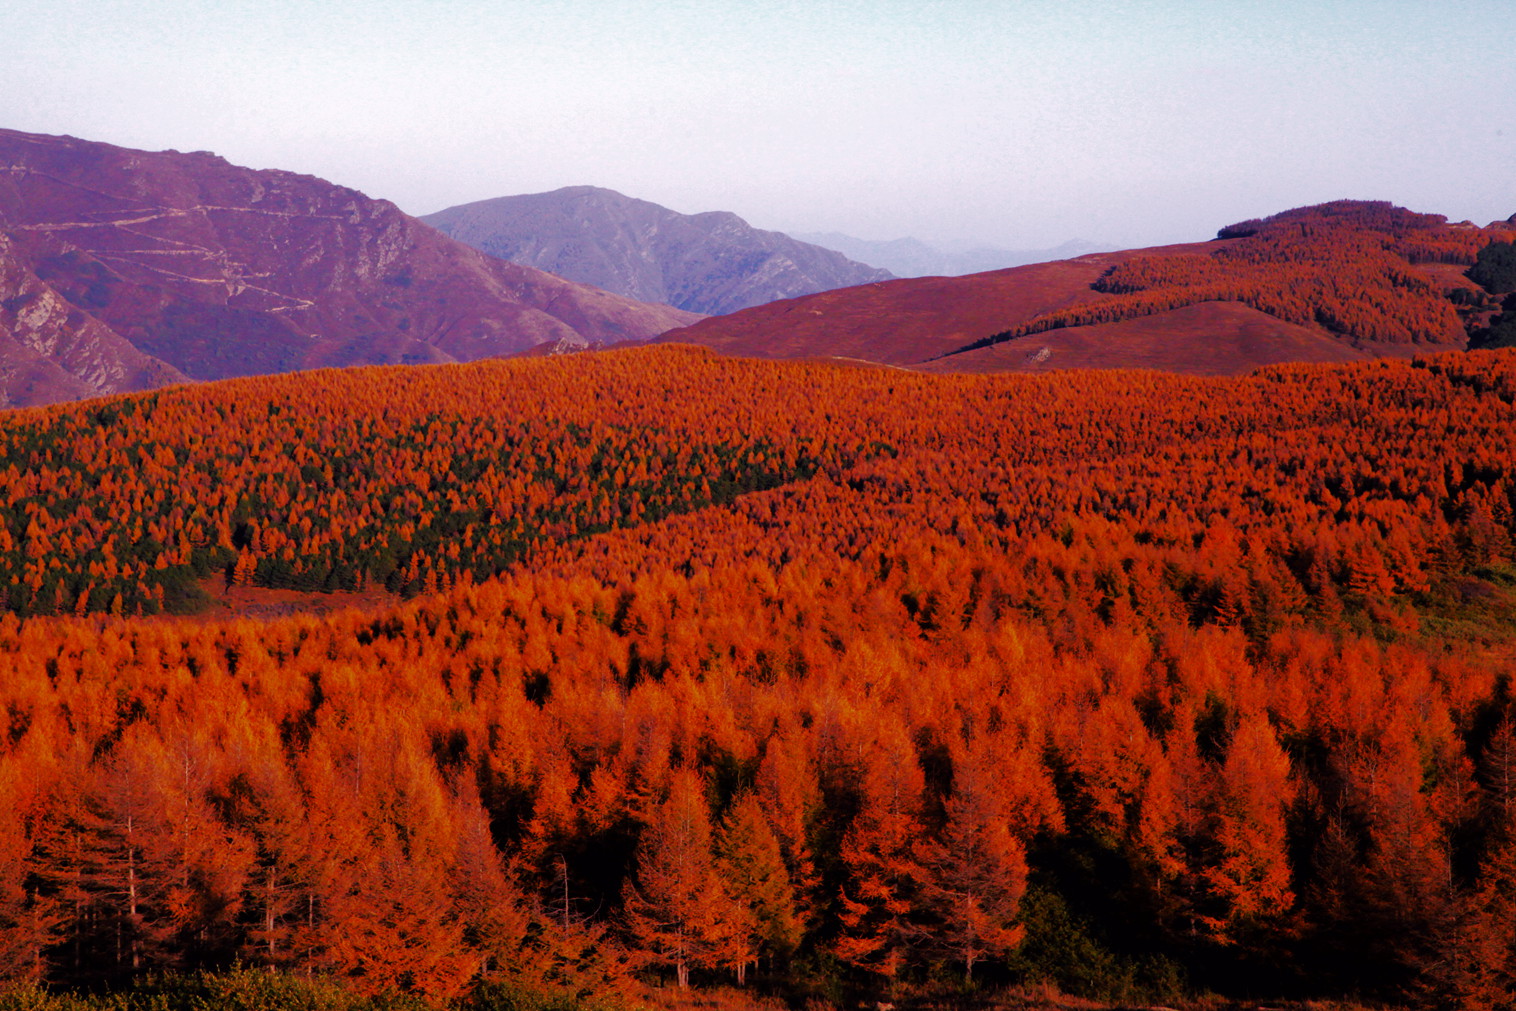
left=2, top=0, right=1513, bottom=250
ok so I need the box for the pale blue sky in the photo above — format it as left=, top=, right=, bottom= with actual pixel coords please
left=3, top=0, right=1512, bottom=248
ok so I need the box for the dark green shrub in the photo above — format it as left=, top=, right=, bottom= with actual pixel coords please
left=1469, top=240, right=1516, bottom=293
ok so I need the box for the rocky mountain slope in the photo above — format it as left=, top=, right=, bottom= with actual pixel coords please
left=422, top=185, right=892, bottom=316
left=0, top=130, right=698, bottom=407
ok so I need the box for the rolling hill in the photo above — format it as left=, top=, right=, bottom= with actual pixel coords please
left=657, top=241, right=1227, bottom=366
left=0, top=130, right=699, bottom=407
left=664, top=201, right=1514, bottom=373
left=421, top=185, right=893, bottom=315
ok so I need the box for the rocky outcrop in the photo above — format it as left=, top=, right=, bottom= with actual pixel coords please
left=0, top=231, right=188, bottom=407
left=422, top=186, right=893, bottom=316
left=0, top=130, right=699, bottom=406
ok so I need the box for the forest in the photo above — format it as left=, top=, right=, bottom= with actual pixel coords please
left=1467, top=239, right=1516, bottom=350
left=962, top=201, right=1516, bottom=355
left=3, top=345, right=1516, bottom=1009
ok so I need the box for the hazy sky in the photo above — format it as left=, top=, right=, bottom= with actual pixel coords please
left=3, top=0, right=1512, bottom=249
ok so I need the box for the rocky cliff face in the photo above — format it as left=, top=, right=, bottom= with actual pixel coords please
left=422, top=186, right=893, bottom=316
left=0, top=131, right=699, bottom=407
left=0, top=231, right=188, bottom=407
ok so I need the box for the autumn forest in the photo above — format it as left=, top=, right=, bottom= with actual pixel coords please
left=962, top=201, right=1516, bottom=357
left=1, top=324, right=1516, bottom=1011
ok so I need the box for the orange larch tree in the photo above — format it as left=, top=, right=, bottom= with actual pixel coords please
left=622, top=768, right=731, bottom=988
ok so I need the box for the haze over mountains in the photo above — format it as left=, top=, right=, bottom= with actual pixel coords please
left=0, top=130, right=697, bottom=407
left=793, top=232, right=1113, bottom=278
left=422, top=186, right=893, bottom=315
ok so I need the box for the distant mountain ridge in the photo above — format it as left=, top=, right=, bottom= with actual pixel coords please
left=0, top=130, right=698, bottom=407
left=794, top=231, right=1113, bottom=277
left=422, top=186, right=893, bottom=316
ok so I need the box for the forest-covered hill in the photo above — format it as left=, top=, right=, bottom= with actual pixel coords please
left=663, top=201, right=1516, bottom=373
left=3, top=346, right=1516, bottom=1008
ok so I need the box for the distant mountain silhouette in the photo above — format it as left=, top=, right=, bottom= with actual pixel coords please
left=422, top=186, right=892, bottom=316
left=794, top=232, right=1113, bottom=277
left=0, top=131, right=698, bottom=407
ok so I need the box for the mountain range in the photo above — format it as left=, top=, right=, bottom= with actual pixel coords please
left=2, top=126, right=1512, bottom=410
left=421, top=186, right=892, bottom=315
left=792, top=232, right=1113, bottom=277
left=0, top=130, right=698, bottom=407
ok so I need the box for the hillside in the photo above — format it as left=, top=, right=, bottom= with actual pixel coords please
left=4, top=346, right=1516, bottom=1008
left=657, top=241, right=1228, bottom=366
left=0, top=130, right=698, bottom=407
left=422, top=185, right=893, bottom=315
left=919, top=300, right=1370, bottom=375
left=666, top=201, right=1514, bottom=372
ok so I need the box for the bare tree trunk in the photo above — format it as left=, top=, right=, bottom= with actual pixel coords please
left=265, top=866, right=277, bottom=958
left=558, top=856, right=570, bottom=930
left=126, top=813, right=139, bottom=971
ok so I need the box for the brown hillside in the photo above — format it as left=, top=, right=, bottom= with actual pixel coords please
left=658, top=241, right=1224, bottom=366
left=918, top=300, right=1381, bottom=375
left=663, top=202, right=1515, bottom=374
left=0, top=129, right=699, bottom=406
